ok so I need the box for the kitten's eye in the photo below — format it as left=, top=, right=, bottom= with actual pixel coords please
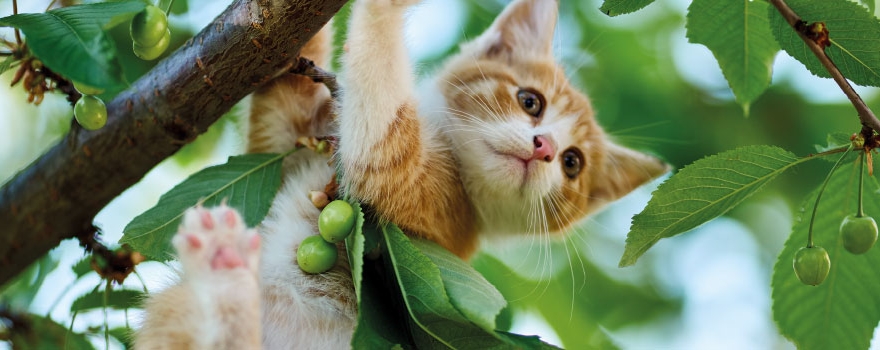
left=561, top=148, right=583, bottom=179
left=517, top=89, right=544, bottom=117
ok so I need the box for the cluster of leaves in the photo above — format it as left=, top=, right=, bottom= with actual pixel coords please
left=0, top=253, right=144, bottom=349
left=601, top=0, right=880, bottom=348
left=601, top=0, right=880, bottom=110
left=0, top=0, right=147, bottom=94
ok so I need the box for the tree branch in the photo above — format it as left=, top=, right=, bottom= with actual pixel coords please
left=0, top=0, right=348, bottom=285
left=769, top=0, right=880, bottom=139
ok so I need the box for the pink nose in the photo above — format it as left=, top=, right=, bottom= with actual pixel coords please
left=532, top=135, right=555, bottom=162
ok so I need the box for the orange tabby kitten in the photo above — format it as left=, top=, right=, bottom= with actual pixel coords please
left=135, top=0, right=667, bottom=348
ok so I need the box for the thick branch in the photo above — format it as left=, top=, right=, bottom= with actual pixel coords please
left=0, top=0, right=348, bottom=285
left=769, top=0, right=880, bottom=136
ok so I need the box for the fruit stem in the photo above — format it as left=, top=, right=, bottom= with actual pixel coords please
left=161, top=0, right=176, bottom=14
left=857, top=151, right=866, bottom=217
left=808, top=146, right=853, bottom=247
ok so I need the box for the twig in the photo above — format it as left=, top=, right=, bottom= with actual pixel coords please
left=768, top=0, right=880, bottom=140
left=291, top=56, right=339, bottom=99
left=12, top=0, right=21, bottom=46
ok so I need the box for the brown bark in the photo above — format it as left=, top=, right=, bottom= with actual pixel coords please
left=0, top=0, right=348, bottom=285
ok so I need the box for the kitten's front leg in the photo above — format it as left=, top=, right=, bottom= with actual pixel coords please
left=338, top=0, right=422, bottom=173
left=338, top=0, right=479, bottom=256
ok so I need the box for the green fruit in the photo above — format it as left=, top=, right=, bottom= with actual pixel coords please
left=130, top=5, right=168, bottom=47
left=840, top=215, right=878, bottom=255
left=297, top=235, right=338, bottom=274
left=133, top=29, right=171, bottom=61
left=318, top=200, right=355, bottom=243
left=73, top=81, right=104, bottom=95
left=74, top=95, right=108, bottom=130
left=793, top=246, right=831, bottom=286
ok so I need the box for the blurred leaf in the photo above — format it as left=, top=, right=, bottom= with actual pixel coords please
left=772, top=162, right=880, bottom=349
left=620, top=146, right=817, bottom=267
left=473, top=252, right=630, bottom=349
left=121, top=153, right=287, bottom=261
left=108, top=327, right=134, bottom=349
left=0, top=254, right=59, bottom=310
left=858, top=0, right=876, bottom=13
left=0, top=0, right=146, bottom=90
left=494, top=331, right=562, bottom=349
left=769, top=0, right=880, bottom=87
left=171, top=110, right=236, bottom=167
left=6, top=313, right=94, bottom=349
left=599, top=0, right=657, bottom=16
left=70, top=289, right=143, bottom=312
left=72, top=256, right=94, bottom=279
left=0, top=55, right=15, bottom=76
left=816, top=133, right=853, bottom=153
left=686, top=0, right=779, bottom=108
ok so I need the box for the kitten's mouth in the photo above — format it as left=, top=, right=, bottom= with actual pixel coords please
left=485, top=142, right=536, bottom=184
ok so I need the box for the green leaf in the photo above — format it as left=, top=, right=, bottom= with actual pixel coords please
left=0, top=0, right=146, bottom=90
left=769, top=0, right=880, bottom=87
left=71, top=256, right=94, bottom=279
left=344, top=199, right=367, bottom=300
left=856, top=0, right=876, bottom=14
left=772, top=162, right=880, bottom=349
left=70, top=289, right=143, bottom=312
left=599, top=0, right=657, bottom=16
left=1, top=254, right=59, bottom=310
left=687, top=0, right=779, bottom=108
left=382, top=224, right=478, bottom=348
left=6, top=313, right=95, bottom=349
left=351, top=257, right=411, bottom=348
left=620, top=145, right=817, bottom=267
left=0, top=54, right=16, bottom=76
left=121, top=153, right=286, bottom=261
left=411, top=238, right=506, bottom=332
left=382, top=225, right=556, bottom=349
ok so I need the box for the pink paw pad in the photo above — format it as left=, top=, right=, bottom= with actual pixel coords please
left=174, top=205, right=260, bottom=272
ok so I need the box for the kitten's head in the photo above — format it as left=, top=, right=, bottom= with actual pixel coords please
left=431, top=0, right=668, bottom=235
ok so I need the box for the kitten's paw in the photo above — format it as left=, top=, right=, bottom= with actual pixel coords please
left=173, top=205, right=260, bottom=275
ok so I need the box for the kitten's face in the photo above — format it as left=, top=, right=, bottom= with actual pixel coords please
left=433, top=0, right=667, bottom=234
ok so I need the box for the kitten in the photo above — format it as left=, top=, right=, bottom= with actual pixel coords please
left=135, top=0, right=668, bottom=348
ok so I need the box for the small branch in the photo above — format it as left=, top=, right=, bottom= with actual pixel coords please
left=12, top=0, right=21, bottom=46
left=291, top=56, right=339, bottom=99
left=769, top=0, right=880, bottom=139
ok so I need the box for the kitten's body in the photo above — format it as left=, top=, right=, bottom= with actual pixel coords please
left=135, top=0, right=667, bottom=348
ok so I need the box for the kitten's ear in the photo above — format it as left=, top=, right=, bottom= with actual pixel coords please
left=467, top=0, right=558, bottom=60
left=587, top=142, right=670, bottom=212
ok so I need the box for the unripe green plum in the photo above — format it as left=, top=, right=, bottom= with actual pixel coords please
left=297, top=235, right=338, bottom=274
left=793, top=246, right=831, bottom=286
left=318, top=200, right=355, bottom=243
left=133, top=29, right=171, bottom=61
left=130, top=5, right=168, bottom=47
left=74, top=95, right=107, bottom=130
left=840, top=215, right=878, bottom=255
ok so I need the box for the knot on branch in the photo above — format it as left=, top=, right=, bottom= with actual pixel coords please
left=795, top=21, right=831, bottom=48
